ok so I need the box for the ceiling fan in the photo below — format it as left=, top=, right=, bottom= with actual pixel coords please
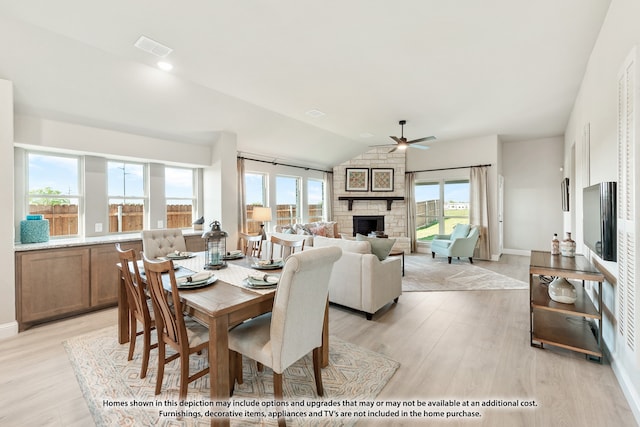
left=373, top=120, right=436, bottom=153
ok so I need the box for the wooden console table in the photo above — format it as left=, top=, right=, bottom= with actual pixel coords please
left=529, top=250, right=604, bottom=362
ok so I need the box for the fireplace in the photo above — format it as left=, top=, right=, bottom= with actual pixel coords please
left=352, top=215, right=384, bottom=237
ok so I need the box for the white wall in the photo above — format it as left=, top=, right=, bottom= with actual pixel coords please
left=406, top=134, right=501, bottom=260
left=501, top=137, right=565, bottom=253
left=0, top=80, right=16, bottom=338
left=564, top=0, right=640, bottom=421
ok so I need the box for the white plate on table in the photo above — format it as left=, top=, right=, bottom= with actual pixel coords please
left=166, top=252, right=196, bottom=260
left=244, top=274, right=279, bottom=288
left=250, top=260, right=284, bottom=270
left=177, top=275, right=217, bottom=289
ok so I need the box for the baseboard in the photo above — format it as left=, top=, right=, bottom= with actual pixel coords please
left=502, top=248, right=531, bottom=257
left=609, top=351, right=640, bottom=425
left=0, top=320, right=18, bottom=340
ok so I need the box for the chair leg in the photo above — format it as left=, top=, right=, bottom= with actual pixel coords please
left=140, top=328, right=151, bottom=378
left=447, top=257, right=452, bottom=264
left=469, top=257, right=473, bottom=264
left=312, top=347, right=324, bottom=396
left=257, top=362, right=264, bottom=372
left=236, top=352, right=243, bottom=384
left=155, top=343, right=165, bottom=395
left=366, top=313, right=373, bottom=320
left=273, top=372, right=286, bottom=427
left=431, top=252, right=435, bottom=258
left=179, top=352, right=189, bottom=401
left=127, top=314, right=136, bottom=361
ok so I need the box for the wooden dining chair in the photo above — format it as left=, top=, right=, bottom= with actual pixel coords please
left=228, top=246, right=341, bottom=427
left=141, top=253, right=210, bottom=400
left=269, top=235, right=305, bottom=260
left=238, top=232, right=263, bottom=257
left=116, top=243, right=157, bottom=379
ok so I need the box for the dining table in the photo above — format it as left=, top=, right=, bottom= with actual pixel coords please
left=117, top=252, right=329, bottom=427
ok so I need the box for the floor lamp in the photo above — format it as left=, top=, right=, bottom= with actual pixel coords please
left=252, top=207, right=272, bottom=241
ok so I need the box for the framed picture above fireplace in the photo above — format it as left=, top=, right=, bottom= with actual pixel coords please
left=345, top=168, right=369, bottom=191
left=371, top=168, right=394, bottom=192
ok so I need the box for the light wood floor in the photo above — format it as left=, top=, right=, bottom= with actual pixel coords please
left=0, top=254, right=636, bottom=427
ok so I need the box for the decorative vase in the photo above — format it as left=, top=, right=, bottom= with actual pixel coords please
left=551, top=233, right=560, bottom=255
left=548, top=277, right=577, bottom=304
left=560, top=232, right=576, bottom=257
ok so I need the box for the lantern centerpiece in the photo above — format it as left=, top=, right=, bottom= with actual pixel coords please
left=202, top=220, right=228, bottom=270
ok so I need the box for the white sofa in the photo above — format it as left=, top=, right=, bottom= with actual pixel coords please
left=313, top=236, right=402, bottom=320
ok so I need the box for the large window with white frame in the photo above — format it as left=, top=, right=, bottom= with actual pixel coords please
left=244, top=172, right=267, bottom=234
left=307, top=178, right=324, bottom=222
left=276, top=175, right=301, bottom=226
left=165, top=166, right=196, bottom=229
left=415, top=179, right=470, bottom=242
left=107, top=161, right=146, bottom=233
left=27, top=152, right=81, bottom=237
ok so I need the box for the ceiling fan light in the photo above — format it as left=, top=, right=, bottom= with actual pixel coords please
left=398, top=142, right=408, bottom=150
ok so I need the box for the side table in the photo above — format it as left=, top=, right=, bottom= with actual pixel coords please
left=389, top=250, right=405, bottom=276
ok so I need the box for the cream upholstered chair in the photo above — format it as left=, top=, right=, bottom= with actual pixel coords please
left=116, top=243, right=157, bottom=378
left=228, top=246, right=341, bottom=427
left=141, top=228, right=187, bottom=259
left=142, top=254, right=210, bottom=400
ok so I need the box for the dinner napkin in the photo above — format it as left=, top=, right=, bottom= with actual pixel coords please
left=258, top=259, right=282, bottom=266
left=248, top=273, right=279, bottom=284
left=177, top=271, right=212, bottom=284
left=169, top=250, right=190, bottom=257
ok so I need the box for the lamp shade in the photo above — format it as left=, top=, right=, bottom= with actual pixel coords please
left=252, top=207, right=272, bottom=222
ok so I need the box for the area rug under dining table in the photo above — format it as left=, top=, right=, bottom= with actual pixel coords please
left=64, top=326, right=399, bottom=426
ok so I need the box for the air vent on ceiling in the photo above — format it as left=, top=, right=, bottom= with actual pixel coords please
left=134, top=35, right=173, bottom=58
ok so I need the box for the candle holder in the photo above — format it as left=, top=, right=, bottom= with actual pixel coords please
left=202, top=220, right=228, bottom=270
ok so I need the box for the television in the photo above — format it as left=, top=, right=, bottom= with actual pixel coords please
left=582, top=182, right=617, bottom=261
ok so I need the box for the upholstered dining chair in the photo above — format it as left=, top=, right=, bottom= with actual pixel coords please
left=238, top=232, right=263, bottom=257
left=141, top=228, right=187, bottom=259
left=116, top=243, right=157, bottom=379
left=269, top=235, right=305, bottom=260
left=141, top=253, right=210, bottom=400
left=228, top=246, right=342, bottom=427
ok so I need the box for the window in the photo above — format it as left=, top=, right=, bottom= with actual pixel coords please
left=276, top=175, right=300, bottom=226
left=165, top=167, right=195, bottom=228
left=307, top=179, right=324, bottom=222
left=108, top=161, right=145, bottom=233
left=415, top=179, right=469, bottom=241
left=27, top=152, right=81, bottom=237
left=245, top=172, right=267, bottom=234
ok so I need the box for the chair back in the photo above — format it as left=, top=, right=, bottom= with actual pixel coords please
left=238, top=232, right=263, bottom=257
left=141, top=229, right=187, bottom=259
left=142, top=253, right=187, bottom=349
left=116, top=244, right=150, bottom=322
left=269, top=235, right=305, bottom=260
left=270, top=246, right=341, bottom=371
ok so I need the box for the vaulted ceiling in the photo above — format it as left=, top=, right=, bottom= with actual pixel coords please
left=0, top=1, right=610, bottom=169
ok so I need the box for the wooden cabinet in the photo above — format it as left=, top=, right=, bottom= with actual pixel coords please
left=90, top=242, right=142, bottom=307
left=529, top=250, right=604, bottom=362
left=16, top=247, right=91, bottom=328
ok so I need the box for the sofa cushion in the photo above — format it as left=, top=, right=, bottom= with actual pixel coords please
left=314, top=235, right=371, bottom=254
left=450, top=224, right=471, bottom=239
left=355, top=234, right=396, bottom=261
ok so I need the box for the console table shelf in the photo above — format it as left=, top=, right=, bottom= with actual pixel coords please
left=529, top=250, right=604, bottom=362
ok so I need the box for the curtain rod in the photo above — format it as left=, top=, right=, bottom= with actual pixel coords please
left=407, top=163, right=492, bottom=173
left=237, top=156, right=333, bottom=174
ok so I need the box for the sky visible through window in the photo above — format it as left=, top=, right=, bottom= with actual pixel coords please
left=28, top=154, right=78, bottom=194
left=416, top=181, right=469, bottom=203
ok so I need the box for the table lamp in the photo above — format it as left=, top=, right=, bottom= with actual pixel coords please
left=252, top=207, right=272, bottom=240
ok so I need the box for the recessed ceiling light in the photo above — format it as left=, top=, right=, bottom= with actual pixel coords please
left=359, top=133, right=374, bottom=138
left=157, top=61, right=173, bottom=71
left=305, top=109, right=325, bottom=118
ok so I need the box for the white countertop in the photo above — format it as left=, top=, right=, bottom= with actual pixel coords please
left=14, top=229, right=204, bottom=252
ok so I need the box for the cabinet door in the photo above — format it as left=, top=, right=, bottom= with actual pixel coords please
left=90, top=242, right=142, bottom=307
left=17, top=248, right=90, bottom=325
left=185, top=234, right=204, bottom=253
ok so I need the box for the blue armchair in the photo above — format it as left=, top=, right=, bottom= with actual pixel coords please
left=431, top=224, right=480, bottom=264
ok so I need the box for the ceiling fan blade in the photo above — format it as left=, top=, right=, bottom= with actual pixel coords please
left=390, top=136, right=403, bottom=144
left=408, top=136, right=437, bottom=144
left=409, top=144, right=430, bottom=150
left=369, top=143, right=396, bottom=147
left=388, top=146, right=398, bottom=153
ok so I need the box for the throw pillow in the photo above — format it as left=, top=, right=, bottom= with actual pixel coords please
left=451, top=224, right=471, bottom=239
left=355, top=233, right=396, bottom=261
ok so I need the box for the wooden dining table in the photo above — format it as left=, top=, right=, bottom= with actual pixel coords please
left=117, top=253, right=329, bottom=427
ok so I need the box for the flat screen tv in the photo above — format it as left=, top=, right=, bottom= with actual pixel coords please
left=583, top=182, right=617, bottom=261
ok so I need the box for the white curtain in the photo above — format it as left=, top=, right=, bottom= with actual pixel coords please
left=470, top=166, right=491, bottom=260
left=237, top=157, right=247, bottom=233
left=405, top=172, right=417, bottom=253
left=324, top=171, right=334, bottom=221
